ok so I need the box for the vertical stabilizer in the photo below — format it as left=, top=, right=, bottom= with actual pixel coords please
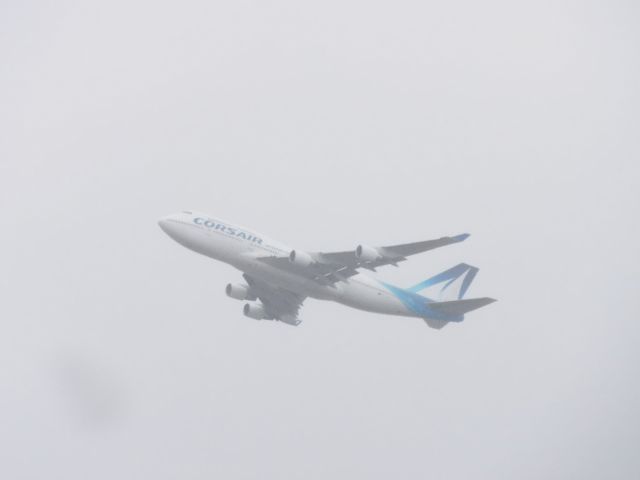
left=408, top=263, right=479, bottom=301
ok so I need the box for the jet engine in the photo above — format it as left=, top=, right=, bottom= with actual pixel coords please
left=226, top=283, right=251, bottom=300
left=243, top=301, right=266, bottom=320
left=289, top=250, right=314, bottom=267
left=355, top=244, right=382, bottom=262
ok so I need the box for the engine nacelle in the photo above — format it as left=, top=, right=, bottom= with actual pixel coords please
left=355, top=244, right=382, bottom=262
left=243, top=301, right=266, bottom=320
left=226, top=283, right=251, bottom=300
left=289, top=250, right=314, bottom=267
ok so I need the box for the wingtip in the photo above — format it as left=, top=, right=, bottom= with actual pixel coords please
left=453, top=233, right=471, bottom=242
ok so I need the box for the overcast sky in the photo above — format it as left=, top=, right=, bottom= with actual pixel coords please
left=1, top=1, right=639, bottom=479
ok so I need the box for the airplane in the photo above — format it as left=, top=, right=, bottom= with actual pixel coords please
left=158, top=211, right=496, bottom=329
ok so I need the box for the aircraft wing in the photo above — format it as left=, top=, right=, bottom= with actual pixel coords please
left=242, top=274, right=305, bottom=326
left=257, top=233, right=470, bottom=285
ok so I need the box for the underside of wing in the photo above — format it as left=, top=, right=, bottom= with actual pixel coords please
left=256, top=255, right=359, bottom=285
left=256, top=233, right=470, bottom=286
left=316, top=234, right=470, bottom=275
left=242, top=274, right=305, bottom=325
left=381, top=234, right=470, bottom=257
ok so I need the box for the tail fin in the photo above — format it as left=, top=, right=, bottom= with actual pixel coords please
left=408, top=263, right=478, bottom=301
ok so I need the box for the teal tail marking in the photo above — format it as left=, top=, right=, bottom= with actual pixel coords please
left=407, top=263, right=478, bottom=300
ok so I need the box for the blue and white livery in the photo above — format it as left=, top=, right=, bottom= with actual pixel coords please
left=159, top=211, right=496, bottom=328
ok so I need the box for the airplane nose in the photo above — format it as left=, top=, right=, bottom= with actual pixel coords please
left=158, top=216, right=174, bottom=234
left=158, top=217, right=168, bottom=231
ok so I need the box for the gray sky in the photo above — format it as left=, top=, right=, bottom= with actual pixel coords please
left=1, top=1, right=639, bottom=479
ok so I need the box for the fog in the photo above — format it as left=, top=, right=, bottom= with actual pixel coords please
left=1, top=1, right=639, bottom=478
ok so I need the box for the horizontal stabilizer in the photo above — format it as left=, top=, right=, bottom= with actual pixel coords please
left=428, top=297, right=496, bottom=316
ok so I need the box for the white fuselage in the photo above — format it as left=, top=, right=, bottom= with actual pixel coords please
left=159, top=211, right=415, bottom=317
